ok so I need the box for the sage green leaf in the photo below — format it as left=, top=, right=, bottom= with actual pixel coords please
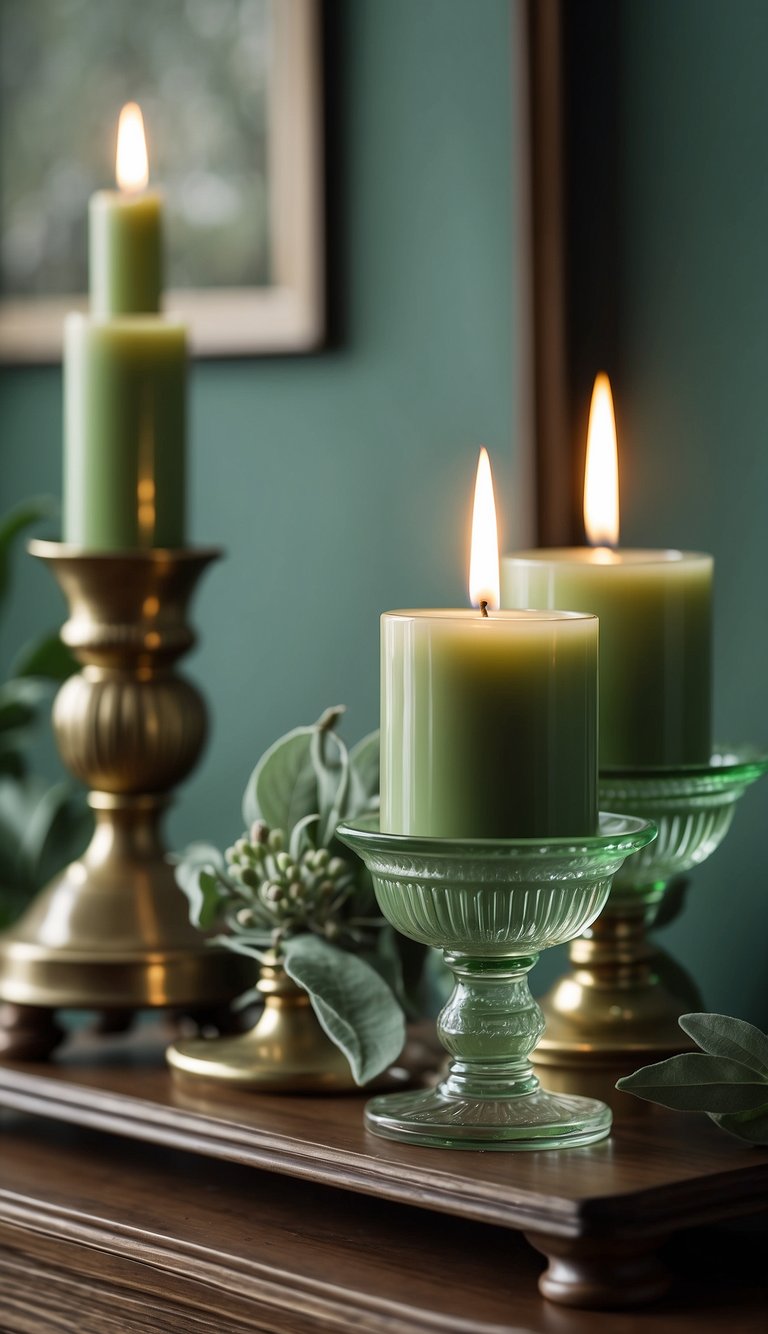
left=16, top=779, right=88, bottom=887
left=34, top=791, right=91, bottom=888
left=348, top=729, right=380, bottom=814
left=710, top=1103, right=768, bottom=1145
left=311, top=714, right=349, bottom=839
left=11, top=632, right=77, bottom=682
left=211, top=934, right=268, bottom=965
left=616, top=1052, right=768, bottom=1113
left=679, top=1012, right=768, bottom=1079
left=242, top=726, right=318, bottom=831
left=282, top=933, right=405, bottom=1084
left=0, top=677, right=50, bottom=733
left=289, top=812, right=319, bottom=862
left=173, top=842, right=228, bottom=929
left=0, top=498, right=56, bottom=606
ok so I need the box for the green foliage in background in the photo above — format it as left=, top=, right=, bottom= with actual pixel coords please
left=0, top=501, right=91, bottom=927
left=617, top=1013, right=768, bottom=1144
left=174, top=707, right=412, bottom=1085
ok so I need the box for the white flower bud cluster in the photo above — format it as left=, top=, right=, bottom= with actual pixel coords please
left=225, top=821, right=353, bottom=936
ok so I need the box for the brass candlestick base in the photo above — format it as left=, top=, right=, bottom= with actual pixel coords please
left=167, top=952, right=413, bottom=1093
left=0, top=542, right=254, bottom=1054
left=534, top=748, right=768, bottom=1069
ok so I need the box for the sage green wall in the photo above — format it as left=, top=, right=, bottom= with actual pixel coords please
left=617, top=0, right=768, bottom=1024
left=0, top=4, right=524, bottom=853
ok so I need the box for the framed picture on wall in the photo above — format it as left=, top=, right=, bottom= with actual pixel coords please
left=0, top=0, right=324, bottom=361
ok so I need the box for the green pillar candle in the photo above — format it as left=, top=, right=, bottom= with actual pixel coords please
left=89, top=189, right=162, bottom=319
left=501, top=550, right=713, bottom=769
left=63, top=102, right=186, bottom=550
left=63, top=314, right=186, bottom=550
left=380, top=609, right=598, bottom=839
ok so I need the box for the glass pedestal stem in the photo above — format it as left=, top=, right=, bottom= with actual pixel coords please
left=439, top=953, right=543, bottom=1100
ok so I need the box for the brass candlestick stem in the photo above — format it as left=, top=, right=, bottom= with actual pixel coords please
left=535, top=748, right=768, bottom=1069
left=0, top=541, right=254, bottom=1057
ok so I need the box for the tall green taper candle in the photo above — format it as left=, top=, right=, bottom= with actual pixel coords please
left=63, top=102, right=186, bottom=550
left=380, top=609, right=598, bottom=839
left=89, top=188, right=161, bottom=319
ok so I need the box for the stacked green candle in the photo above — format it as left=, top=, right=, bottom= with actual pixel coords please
left=380, top=451, right=599, bottom=839
left=63, top=103, right=186, bottom=550
left=501, top=376, right=713, bottom=769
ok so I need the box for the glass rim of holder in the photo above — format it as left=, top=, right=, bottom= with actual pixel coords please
left=535, top=744, right=768, bottom=1070
left=337, top=812, right=656, bottom=1152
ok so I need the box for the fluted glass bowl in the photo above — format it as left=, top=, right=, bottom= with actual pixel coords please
left=338, top=813, right=655, bottom=1151
left=600, top=746, right=768, bottom=906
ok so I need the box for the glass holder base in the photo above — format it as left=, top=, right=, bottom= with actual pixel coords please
left=365, top=1085, right=612, bottom=1151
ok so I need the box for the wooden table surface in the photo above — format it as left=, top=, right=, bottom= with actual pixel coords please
left=0, top=1025, right=767, bottom=1319
left=1, top=1111, right=767, bottom=1334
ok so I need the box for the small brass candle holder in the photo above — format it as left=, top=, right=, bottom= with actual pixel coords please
left=167, top=949, right=417, bottom=1093
left=338, top=813, right=655, bottom=1151
left=535, top=747, right=768, bottom=1069
left=0, top=541, right=254, bottom=1058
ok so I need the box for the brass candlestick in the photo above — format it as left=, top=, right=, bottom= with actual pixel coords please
left=0, top=541, right=254, bottom=1058
left=534, top=748, right=768, bottom=1069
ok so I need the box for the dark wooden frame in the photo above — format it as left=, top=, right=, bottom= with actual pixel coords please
left=527, top=0, right=621, bottom=545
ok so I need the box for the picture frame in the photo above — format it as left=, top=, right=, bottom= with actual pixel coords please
left=0, top=0, right=324, bottom=362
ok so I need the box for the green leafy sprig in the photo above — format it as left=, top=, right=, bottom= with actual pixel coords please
left=173, top=707, right=407, bottom=1085
left=0, top=500, right=87, bottom=925
left=616, top=1012, right=768, bottom=1143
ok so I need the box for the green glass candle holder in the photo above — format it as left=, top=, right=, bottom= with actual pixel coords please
left=536, top=747, right=768, bottom=1068
left=338, top=813, right=655, bottom=1152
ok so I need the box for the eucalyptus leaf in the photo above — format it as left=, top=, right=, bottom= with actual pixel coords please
left=616, top=1052, right=768, bottom=1113
left=34, top=791, right=91, bottom=888
left=242, top=726, right=318, bottom=831
left=710, top=1104, right=768, bottom=1145
left=211, top=934, right=269, bottom=964
left=289, top=812, right=319, bottom=862
left=678, top=1012, right=768, bottom=1079
left=311, top=722, right=349, bottom=843
left=282, top=933, right=405, bottom=1084
left=348, top=730, right=380, bottom=813
left=173, top=842, right=229, bottom=929
left=11, top=632, right=77, bottom=682
left=0, top=677, right=51, bottom=733
left=16, top=779, right=83, bottom=884
left=0, top=497, right=56, bottom=606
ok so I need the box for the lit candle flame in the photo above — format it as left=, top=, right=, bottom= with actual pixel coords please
left=116, top=102, right=149, bottom=193
left=469, top=448, right=500, bottom=612
left=583, top=372, right=620, bottom=548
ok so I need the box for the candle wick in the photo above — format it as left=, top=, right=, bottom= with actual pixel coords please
left=480, top=600, right=489, bottom=618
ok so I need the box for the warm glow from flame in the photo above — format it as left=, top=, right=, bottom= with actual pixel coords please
left=583, top=372, right=620, bottom=547
left=469, top=448, right=500, bottom=610
left=116, top=103, right=149, bottom=192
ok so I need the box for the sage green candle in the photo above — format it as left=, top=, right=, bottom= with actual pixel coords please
left=381, top=609, right=598, bottom=839
left=63, top=104, right=187, bottom=550
left=89, top=189, right=162, bottom=319
left=63, top=313, right=186, bottom=550
left=501, top=550, right=713, bottom=769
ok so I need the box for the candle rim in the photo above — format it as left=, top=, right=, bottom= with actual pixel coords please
left=90, top=188, right=162, bottom=205
left=501, top=548, right=712, bottom=569
left=383, top=608, right=597, bottom=623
